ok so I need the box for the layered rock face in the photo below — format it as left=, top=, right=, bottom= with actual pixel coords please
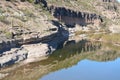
left=0, top=0, right=58, bottom=53
left=101, top=0, right=118, bottom=11
left=6, top=0, right=116, bottom=28
left=49, top=6, right=103, bottom=27
left=0, top=29, right=68, bottom=68
left=33, top=0, right=103, bottom=27
left=0, top=19, right=69, bottom=68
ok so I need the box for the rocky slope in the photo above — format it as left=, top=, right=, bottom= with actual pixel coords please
left=0, top=0, right=120, bottom=68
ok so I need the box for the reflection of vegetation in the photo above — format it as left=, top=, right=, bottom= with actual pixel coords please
left=88, top=50, right=120, bottom=62
left=2, top=40, right=120, bottom=80
left=49, top=40, right=101, bottom=61
left=89, top=33, right=120, bottom=44
left=75, top=30, right=95, bottom=36
left=88, top=43, right=120, bottom=62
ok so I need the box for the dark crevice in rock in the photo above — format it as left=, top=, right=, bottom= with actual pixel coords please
left=102, top=0, right=116, bottom=2
left=105, top=4, right=118, bottom=11
left=34, top=0, right=48, bottom=8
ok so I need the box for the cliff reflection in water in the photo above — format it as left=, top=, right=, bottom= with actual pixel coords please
left=2, top=40, right=120, bottom=80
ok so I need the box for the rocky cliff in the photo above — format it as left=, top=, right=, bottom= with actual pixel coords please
left=50, top=6, right=103, bottom=27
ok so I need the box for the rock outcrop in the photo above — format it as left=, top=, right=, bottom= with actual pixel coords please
left=49, top=6, right=103, bottom=27
left=0, top=20, right=69, bottom=68
left=0, top=31, right=68, bottom=68
left=0, top=30, right=57, bottom=53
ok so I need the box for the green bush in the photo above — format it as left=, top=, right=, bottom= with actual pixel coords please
left=89, top=33, right=120, bottom=44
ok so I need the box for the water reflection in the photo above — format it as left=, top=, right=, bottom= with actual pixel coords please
left=40, top=59, right=120, bottom=80
left=1, top=40, right=120, bottom=80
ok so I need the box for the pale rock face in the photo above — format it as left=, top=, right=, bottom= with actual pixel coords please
left=109, top=24, right=120, bottom=33
left=23, top=44, right=49, bottom=58
left=0, top=41, right=59, bottom=67
left=75, top=24, right=83, bottom=31
left=0, top=73, right=9, bottom=79
left=22, top=43, right=52, bottom=63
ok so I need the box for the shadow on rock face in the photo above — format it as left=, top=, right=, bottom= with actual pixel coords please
left=49, top=6, right=103, bottom=28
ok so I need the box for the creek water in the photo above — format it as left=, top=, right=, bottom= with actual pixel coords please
left=1, top=40, right=120, bottom=80
left=39, top=41, right=120, bottom=80
left=40, top=58, right=120, bottom=80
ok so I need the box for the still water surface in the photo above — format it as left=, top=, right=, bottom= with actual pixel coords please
left=39, top=41, right=120, bottom=80
left=1, top=40, right=120, bottom=80
left=40, top=58, right=120, bottom=80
